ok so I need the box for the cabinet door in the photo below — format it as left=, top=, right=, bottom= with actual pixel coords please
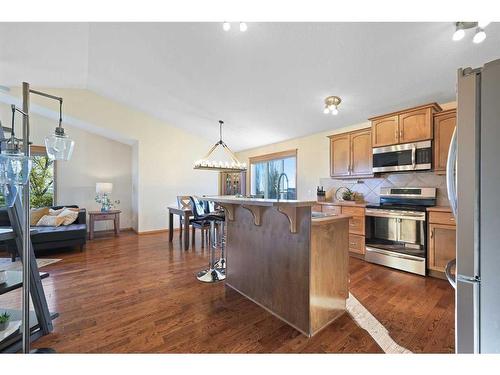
left=428, top=223, right=456, bottom=272
left=399, top=108, right=433, bottom=143
left=433, top=110, right=456, bottom=173
left=330, top=134, right=351, bottom=177
left=348, top=234, right=365, bottom=255
left=371, top=115, right=399, bottom=147
left=350, top=129, right=373, bottom=177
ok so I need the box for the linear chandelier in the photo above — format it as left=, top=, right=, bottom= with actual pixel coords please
left=194, top=120, right=247, bottom=172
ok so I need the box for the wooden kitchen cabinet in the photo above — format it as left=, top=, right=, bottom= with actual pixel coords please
left=329, top=133, right=351, bottom=177
left=428, top=207, right=456, bottom=276
left=370, top=103, right=442, bottom=147
left=329, top=128, right=373, bottom=178
left=433, top=108, right=456, bottom=174
left=428, top=223, right=456, bottom=273
left=350, top=129, right=373, bottom=176
left=399, top=107, right=434, bottom=143
left=371, top=115, right=399, bottom=147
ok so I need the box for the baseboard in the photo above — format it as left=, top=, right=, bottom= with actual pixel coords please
left=133, top=228, right=173, bottom=235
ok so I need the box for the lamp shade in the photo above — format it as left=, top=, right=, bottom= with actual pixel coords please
left=96, top=182, right=113, bottom=194
left=45, top=132, right=75, bottom=161
left=0, top=152, right=32, bottom=186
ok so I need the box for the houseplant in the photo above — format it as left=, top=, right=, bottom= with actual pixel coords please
left=0, top=312, right=10, bottom=331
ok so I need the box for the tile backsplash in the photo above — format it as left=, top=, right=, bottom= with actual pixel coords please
left=319, top=172, right=449, bottom=206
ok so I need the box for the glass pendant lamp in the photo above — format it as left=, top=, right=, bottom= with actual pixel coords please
left=0, top=105, right=32, bottom=186
left=44, top=99, right=74, bottom=161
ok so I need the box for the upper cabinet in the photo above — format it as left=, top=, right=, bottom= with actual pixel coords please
left=371, top=115, right=399, bottom=147
left=433, top=108, right=457, bottom=174
left=329, top=128, right=373, bottom=178
left=370, top=103, right=442, bottom=147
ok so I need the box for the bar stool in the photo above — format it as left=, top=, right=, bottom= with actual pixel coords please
left=205, top=201, right=226, bottom=273
left=190, top=197, right=226, bottom=283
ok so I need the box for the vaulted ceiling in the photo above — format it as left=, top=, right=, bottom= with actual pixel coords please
left=1, top=22, right=499, bottom=150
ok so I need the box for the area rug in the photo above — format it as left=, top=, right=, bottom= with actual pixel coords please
left=0, top=257, right=61, bottom=271
left=347, top=292, right=412, bottom=354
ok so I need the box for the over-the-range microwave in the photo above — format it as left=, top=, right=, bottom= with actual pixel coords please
left=372, top=140, right=432, bottom=173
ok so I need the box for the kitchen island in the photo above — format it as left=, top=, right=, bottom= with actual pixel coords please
left=203, top=196, right=350, bottom=337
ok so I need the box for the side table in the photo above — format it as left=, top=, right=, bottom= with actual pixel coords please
left=88, top=210, right=121, bottom=240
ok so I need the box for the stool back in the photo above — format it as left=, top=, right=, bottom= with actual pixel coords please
left=189, top=196, right=207, bottom=220
left=204, top=200, right=216, bottom=214
left=177, top=195, right=192, bottom=210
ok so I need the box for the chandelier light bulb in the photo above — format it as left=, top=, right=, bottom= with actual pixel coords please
left=222, top=22, right=231, bottom=32
left=323, top=107, right=330, bottom=114
left=473, top=29, right=486, bottom=44
left=478, top=21, right=491, bottom=29
left=452, top=28, right=465, bottom=41
left=239, top=22, right=248, bottom=32
left=330, top=106, right=339, bottom=115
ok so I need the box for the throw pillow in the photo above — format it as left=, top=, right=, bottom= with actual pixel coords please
left=49, top=207, right=79, bottom=216
left=30, top=207, right=50, bottom=226
left=36, top=215, right=65, bottom=227
left=57, top=208, right=79, bottom=225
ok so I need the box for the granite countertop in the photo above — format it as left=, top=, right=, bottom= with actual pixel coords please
left=316, top=200, right=368, bottom=208
left=427, top=206, right=452, bottom=212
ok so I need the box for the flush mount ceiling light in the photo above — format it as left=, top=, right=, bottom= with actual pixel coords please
left=323, top=96, right=341, bottom=116
left=194, top=120, right=247, bottom=172
left=452, top=21, right=490, bottom=44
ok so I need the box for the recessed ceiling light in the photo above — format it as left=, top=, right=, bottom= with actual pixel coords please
left=222, top=22, right=231, bottom=32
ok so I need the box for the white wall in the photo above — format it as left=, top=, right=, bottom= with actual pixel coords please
left=1, top=88, right=219, bottom=232
left=237, top=102, right=457, bottom=201
left=0, top=102, right=133, bottom=231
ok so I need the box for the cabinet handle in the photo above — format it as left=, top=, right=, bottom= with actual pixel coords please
left=350, top=242, right=357, bottom=246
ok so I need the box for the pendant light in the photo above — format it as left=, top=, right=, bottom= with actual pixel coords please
left=194, top=120, right=247, bottom=172
left=0, top=105, right=32, bottom=186
left=44, top=98, right=74, bottom=161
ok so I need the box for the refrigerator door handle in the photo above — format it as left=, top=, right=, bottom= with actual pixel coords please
left=446, top=128, right=458, bottom=218
left=445, top=258, right=457, bottom=289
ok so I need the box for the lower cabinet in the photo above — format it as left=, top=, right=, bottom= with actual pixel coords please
left=312, top=203, right=366, bottom=256
left=427, top=209, right=456, bottom=275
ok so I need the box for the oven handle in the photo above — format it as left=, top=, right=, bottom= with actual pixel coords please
left=365, top=246, right=424, bottom=262
left=411, top=143, right=416, bottom=169
left=365, top=210, right=425, bottom=221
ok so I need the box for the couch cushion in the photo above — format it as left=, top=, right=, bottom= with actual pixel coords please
left=36, top=215, right=65, bottom=227
left=31, top=224, right=87, bottom=243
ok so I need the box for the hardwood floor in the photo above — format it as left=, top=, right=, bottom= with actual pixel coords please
left=0, top=230, right=454, bottom=353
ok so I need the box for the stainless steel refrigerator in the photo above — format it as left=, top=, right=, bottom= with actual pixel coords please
left=446, top=58, right=500, bottom=353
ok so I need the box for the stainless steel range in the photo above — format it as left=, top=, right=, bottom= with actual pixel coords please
left=364, top=187, right=436, bottom=276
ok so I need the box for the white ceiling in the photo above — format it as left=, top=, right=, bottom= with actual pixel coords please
left=1, top=22, right=499, bottom=151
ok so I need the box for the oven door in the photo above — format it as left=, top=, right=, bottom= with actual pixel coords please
left=365, top=208, right=427, bottom=275
left=372, top=141, right=432, bottom=173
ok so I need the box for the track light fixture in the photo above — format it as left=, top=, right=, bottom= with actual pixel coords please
left=452, top=21, right=490, bottom=44
left=221, top=22, right=248, bottom=32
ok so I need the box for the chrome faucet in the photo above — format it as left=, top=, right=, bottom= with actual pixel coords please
left=276, top=172, right=289, bottom=202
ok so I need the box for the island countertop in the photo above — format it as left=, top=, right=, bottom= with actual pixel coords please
left=202, top=195, right=316, bottom=207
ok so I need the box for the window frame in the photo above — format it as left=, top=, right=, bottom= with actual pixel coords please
left=30, top=145, right=58, bottom=206
left=248, top=149, right=298, bottom=199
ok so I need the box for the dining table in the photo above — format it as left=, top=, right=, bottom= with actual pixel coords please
left=167, top=205, right=193, bottom=250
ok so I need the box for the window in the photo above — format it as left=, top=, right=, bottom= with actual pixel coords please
left=30, top=146, right=56, bottom=208
left=250, top=149, right=297, bottom=199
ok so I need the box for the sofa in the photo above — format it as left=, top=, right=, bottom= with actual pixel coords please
left=0, top=205, right=87, bottom=260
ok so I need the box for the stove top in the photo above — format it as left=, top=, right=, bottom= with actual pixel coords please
left=365, top=203, right=431, bottom=212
